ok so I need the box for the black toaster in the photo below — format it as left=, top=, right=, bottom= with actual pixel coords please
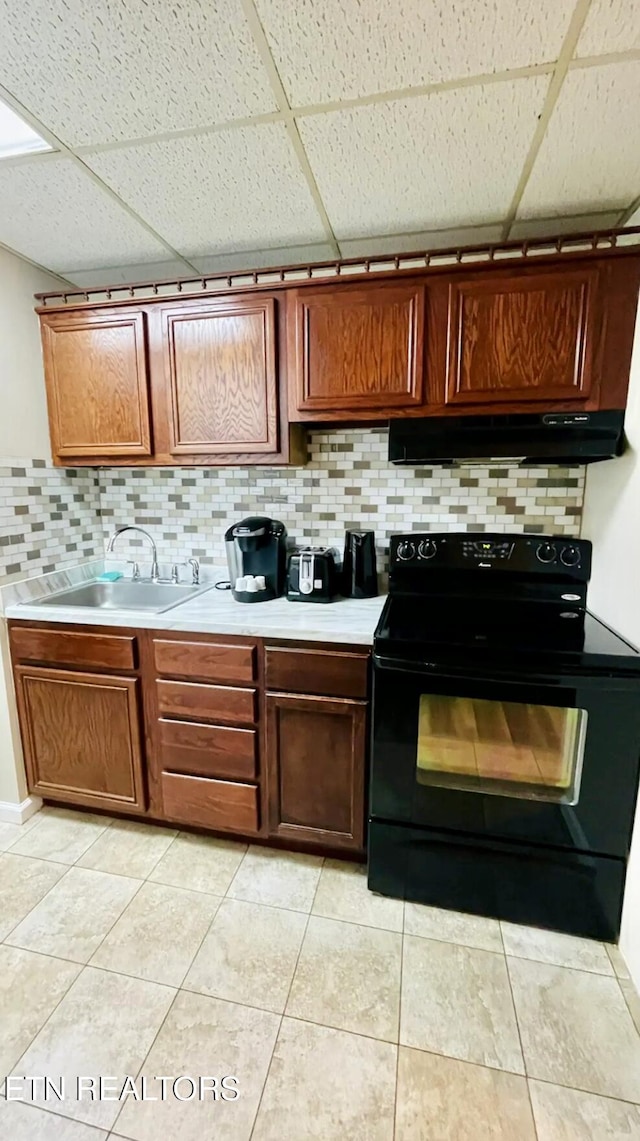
left=287, top=548, right=339, bottom=603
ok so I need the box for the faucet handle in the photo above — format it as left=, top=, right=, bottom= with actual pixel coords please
left=170, top=563, right=181, bottom=584
left=127, top=560, right=140, bottom=581
left=186, top=557, right=200, bottom=585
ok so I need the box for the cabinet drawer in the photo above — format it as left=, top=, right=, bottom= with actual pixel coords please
left=159, top=718, right=257, bottom=780
left=157, top=680, right=257, bottom=725
left=10, top=626, right=137, bottom=672
left=265, top=646, right=369, bottom=699
left=154, top=638, right=256, bottom=683
left=161, top=771, right=259, bottom=835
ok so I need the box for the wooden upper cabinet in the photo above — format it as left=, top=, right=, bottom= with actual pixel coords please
left=445, top=266, right=598, bottom=407
left=40, top=307, right=152, bottom=459
left=158, top=296, right=279, bottom=455
left=290, top=280, right=426, bottom=417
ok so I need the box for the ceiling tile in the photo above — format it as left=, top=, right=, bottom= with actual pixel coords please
left=575, top=0, right=640, bottom=57
left=255, top=0, right=573, bottom=105
left=339, top=225, right=504, bottom=258
left=509, top=212, right=623, bottom=240
left=193, top=243, right=335, bottom=274
left=0, top=0, right=276, bottom=147
left=85, top=124, right=328, bottom=259
left=298, top=76, right=549, bottom=239
left=518, top=61, right=640, bottom=219
left=59, top=259, right=194, bottom=287
left=626, top=205, right=640, bottom=226
left=0, top=156, right=169, bottom=271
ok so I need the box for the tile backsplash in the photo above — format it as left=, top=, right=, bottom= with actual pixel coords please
left=0, top=430, right=586, bottom=580
left=97, top=429, right=585, bottom=572
left=0, top=458, right=102, bottom=577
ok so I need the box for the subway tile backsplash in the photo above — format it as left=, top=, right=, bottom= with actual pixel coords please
left=1, top=429, right=586, bottom=580
left=99, top=429, right=585, bottom=570
left=0, top=458, right=102, bottom=577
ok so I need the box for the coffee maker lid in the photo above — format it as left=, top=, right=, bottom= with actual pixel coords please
left=226, top=516, right=286, bottom=539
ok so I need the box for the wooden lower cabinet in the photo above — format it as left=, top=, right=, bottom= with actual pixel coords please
left=13, top=665, right=145, bottom=812
left=266, top=692, right=367, bottom=851
left=9, top=621, right=370, bottom=853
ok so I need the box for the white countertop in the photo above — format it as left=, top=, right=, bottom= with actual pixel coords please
left=2, top=561, right=385, bottom=646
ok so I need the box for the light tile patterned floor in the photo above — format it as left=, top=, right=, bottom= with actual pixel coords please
left=1, top=806, right=640, bottom=1139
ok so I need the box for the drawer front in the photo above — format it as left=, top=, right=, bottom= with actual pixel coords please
left=265, top=646, right=369, bottom=699
left=159, top=718, right=257, bottom=781
left=10, top=626, right=136, bottom=672
left=154, top=638, right=256, bottom=684
left=157, top=680, right=257, bottom=725
left=161, top=771, right=259, bottom=835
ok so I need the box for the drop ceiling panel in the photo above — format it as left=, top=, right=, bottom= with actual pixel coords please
left=0, top=157, right=169, bottom=270
left=255, top=0, right=573, bottom=105
left=509, top=212, right=623, bottom=240
left=298, top=76, right=549, bottom=239
left=0, top=0, right=276, bottom=147
left=193, top=243, right=335, bottom=274
left=339, top=224, right=504, bottom=258
left=575, top=0, right=640, bottom=58
left=518, top=62, right=640, bottom=219
left=60, top=259, right=194, bottom=287
left=626, top=206, right=640, bottom=226
left=85, top=124, right=328, bottom=259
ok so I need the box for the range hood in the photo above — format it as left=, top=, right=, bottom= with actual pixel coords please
left=388, top=411, right=625, bottom=467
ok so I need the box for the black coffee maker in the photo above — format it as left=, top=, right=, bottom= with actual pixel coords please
left=342, top=530, right=378, bottom=598
left=225, top=517, right=287, bottom=602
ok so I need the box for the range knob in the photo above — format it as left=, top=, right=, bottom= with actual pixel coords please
left=536, top=542, right=557, bottom=564
left=560, top=545, right=581, bottom=567
left=418, top=539, right=437, bottom=560
left=396, top=540, right=416, bottom=562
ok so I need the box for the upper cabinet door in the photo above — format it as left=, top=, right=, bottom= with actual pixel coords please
left=40, top=308, right=152, bottom=459
left=291, top=281, right=425, bottom=416
left=445, top=266, right=598, bottom=406
left=159, top=297, right=279, bottom=455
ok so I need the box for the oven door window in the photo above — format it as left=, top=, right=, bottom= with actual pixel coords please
left=417, top=694, right=587, bottom=804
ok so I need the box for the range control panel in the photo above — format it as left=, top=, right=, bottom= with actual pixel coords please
left=389, top=532, right=592, bottom=581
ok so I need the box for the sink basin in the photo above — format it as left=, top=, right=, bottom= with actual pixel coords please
left=32, top=580, right=210, bottom=613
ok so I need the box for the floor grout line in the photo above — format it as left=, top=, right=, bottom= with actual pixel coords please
left=248, top=859, right=325, bottom=1139
left=504, top=952, right=538, bottom=1137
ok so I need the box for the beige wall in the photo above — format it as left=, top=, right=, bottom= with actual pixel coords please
left=0, top=247, right=61, bottom=809
left=0, top=246, right=61, bottom=461
left=582, top=309, right=640, bottom=988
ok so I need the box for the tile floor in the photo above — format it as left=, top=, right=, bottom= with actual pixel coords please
left=1, top=807, right=640, bottom=1139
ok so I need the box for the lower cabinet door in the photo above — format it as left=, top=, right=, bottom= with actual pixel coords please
left=266, top=692, right=367, bottom=850
left=14, top=665, right=146, bottom=812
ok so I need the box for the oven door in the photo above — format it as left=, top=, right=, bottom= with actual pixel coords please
left=371, top=655, right=640, bottom=858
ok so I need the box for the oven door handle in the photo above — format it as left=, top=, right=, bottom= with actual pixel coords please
left=373, top=653, right=568, bottom=687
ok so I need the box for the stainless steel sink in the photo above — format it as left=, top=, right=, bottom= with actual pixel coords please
left=33, top=580, right=211, bottom=613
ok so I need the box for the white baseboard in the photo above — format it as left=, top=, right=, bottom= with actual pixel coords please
left=0, top=795, right=43, bottom=825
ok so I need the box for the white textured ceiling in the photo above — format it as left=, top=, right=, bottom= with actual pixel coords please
left=0, top=0, right=637, bottom=284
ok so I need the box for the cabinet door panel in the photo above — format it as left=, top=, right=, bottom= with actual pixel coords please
left=446, top=268, right=597, bottom=405
left=161, top=298, right=278, bottom=454
left=266, top=692, right=366, bottom=850
left=40, top=308, right=152, bottom=457
left=293, top=282, right=425, bottom=413
left=14, top=666, right=145, bottom=811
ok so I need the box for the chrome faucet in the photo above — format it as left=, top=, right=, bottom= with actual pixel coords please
left=106, top=526, right=159, bottom=582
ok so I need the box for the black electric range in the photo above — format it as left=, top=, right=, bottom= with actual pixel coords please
left=368, top=532, right=640, bottom=940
